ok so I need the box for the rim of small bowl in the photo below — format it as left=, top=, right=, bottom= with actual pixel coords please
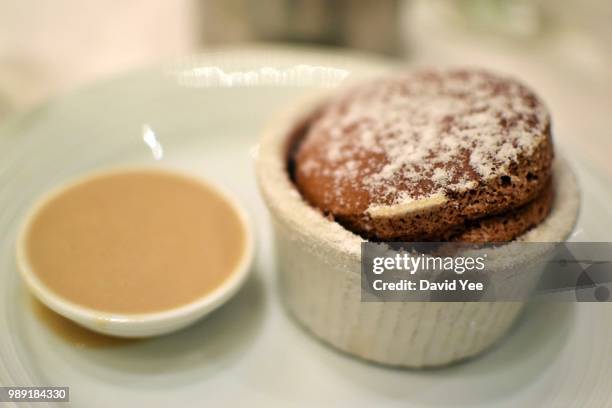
left=16, top=166, right=254, bottom=334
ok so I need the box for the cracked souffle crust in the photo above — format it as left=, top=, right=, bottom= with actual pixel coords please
left=293, top=68, right=554, bottom=241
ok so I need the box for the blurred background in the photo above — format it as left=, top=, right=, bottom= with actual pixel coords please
left=0, top=0, right=611, bottom=172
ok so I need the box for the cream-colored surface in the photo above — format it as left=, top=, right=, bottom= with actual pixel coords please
left=0, top=0, right=196, bottom=111
left=366, top=192, right=447, bottom=218
left=257, top=89, right=580, bottom=367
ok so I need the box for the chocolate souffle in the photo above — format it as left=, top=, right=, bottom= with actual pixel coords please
left=292, top=69, right=554, bottom=242
left=257, top=65, right=579, bottom=367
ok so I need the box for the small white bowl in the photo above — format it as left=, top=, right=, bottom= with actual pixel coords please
left=16, top=167, right=254, bottom=338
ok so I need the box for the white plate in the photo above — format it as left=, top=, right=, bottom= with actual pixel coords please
left=0, top=47, right=611, bottom=407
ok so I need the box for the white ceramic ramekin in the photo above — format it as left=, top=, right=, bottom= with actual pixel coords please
left=16, top=167, right=254, bottom=338
left=256, top=91, right=580, bottom=368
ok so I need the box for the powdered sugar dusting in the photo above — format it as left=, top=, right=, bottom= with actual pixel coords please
left=297, top=69, right=550, bottom=209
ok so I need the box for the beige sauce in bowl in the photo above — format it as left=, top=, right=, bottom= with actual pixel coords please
left=20, top=169, right=248, bottom=315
